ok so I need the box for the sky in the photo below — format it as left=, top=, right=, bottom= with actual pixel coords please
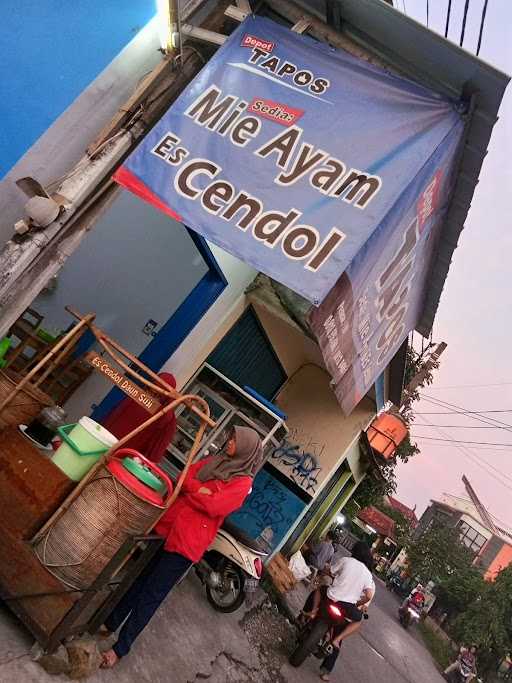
left=392, top=0, right=512, bottom=528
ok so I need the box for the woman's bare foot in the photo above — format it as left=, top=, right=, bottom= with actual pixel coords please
left=320, top=674, right=330, bottom=681
left=100, top=649, right=120, bottom=669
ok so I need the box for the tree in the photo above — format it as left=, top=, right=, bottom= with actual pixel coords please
left=344, top=341, right=440, bottom=519
left=375, top=503, right=412, bottom=547
left=405, top=524, right=474, bottom=585
left=436, top=563, right=486, bottom=615
left=452, top=565, right=512, bottom=674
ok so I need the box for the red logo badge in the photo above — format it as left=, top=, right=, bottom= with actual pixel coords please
left=241, top=34, right=275, bottom=53
left=248, top=97, right=304, bottom=127
left=417, top=170, right=443, bottom=232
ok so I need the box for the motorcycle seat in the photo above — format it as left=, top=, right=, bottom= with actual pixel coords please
left=221, top=520, right=268, bottom=555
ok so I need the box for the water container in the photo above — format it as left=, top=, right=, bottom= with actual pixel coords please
left=366, top=412, right=408, bottom=459
left=52, top=417, right=118, bottom=481
left=34, top=449, right=172, bottom=589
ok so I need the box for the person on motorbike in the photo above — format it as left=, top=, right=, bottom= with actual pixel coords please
left=100, top=426, right=263, bottom=668
left=444, top=644, right=478, bottom=681
left=400, top=582, right=426, bottom=614
left=305, top=531, right=336, bottom=572
left=302, top=540, right=375, bottom=681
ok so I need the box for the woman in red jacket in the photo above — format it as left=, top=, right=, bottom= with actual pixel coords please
left=101, top=425, right=263, bottom=668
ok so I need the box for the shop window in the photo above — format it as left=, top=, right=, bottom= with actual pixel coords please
left=458, top=521, right=487, bottom=554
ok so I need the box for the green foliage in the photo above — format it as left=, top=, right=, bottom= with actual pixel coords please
left=452, top=565, right=512, bottom=673
left=436, top=565, right=486, bottom=615
left=375, top=502, right=412, bottom=547
left=400, top=343, right=440, bottom=424
left=405, top=524, right=474, bottom=585
left=418, top=621, right=454, bottom=670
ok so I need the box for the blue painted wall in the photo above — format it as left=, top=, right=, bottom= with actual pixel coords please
left=229, top=469, right=306, bottom=550
left=0, top=0, right=155, bottom=178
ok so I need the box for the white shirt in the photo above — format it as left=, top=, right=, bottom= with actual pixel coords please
left=327, top=556, right=375, bottom=604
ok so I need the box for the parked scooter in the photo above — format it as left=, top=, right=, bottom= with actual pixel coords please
left=398, top=599, right=422, bottom=629
left=195, top=520, right=269, bottom=612
left=289, top=594, right=368, bottom=668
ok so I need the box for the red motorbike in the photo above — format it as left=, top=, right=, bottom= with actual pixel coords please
left=289, top=595, right=368, bottom=668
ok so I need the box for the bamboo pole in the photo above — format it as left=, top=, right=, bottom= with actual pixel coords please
left=31, top=327, right=88, bottom=388
left=31, top=394, right=211, bottom=544
left=65, top=307, right=215, bottom=427
left=0, top=314, right=95, bottom=418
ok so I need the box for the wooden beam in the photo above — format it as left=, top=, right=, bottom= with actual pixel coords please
left=236, top=0, right=252, bottom=12
left=87, top=0, right=209, bottom=155
left=291, top=17, right=311, bottom=34
left=266, top=0, right=394, bottom=71
left=181, top=24, right=227, bottom=45
left=225, top=4, right=249, bottom=22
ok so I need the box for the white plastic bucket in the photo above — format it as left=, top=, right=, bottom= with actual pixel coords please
left=52, top=417, right=118, bottom=481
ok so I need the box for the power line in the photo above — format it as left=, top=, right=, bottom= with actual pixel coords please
left=445, top=0, right=452, bottom=38
left=460, top=0, right=471, bottom=46
left=428, top=381, right=512, bottom=389
left=413, top=424, right=509, bottom=429
left=476, top=0, right=489, bottom=55
left=420, top=395, right=512, bottom=432
left=426, top=0, right=429, bottom=27
left=412, top=435, right=512, bottom=447
left=415, top=416, right=512, bottom=494
left=402, top=0, right=407, bottom=15
left=415, top=409, right=512, bottom=415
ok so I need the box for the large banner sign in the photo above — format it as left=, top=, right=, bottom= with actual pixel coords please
left=115, top=15, right=463, bottom=306
left=310, top=124, right=464, bottom=414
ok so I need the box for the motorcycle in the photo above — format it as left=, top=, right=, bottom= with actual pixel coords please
left=387, top=574, right=403, bottom=594
left=289, top=595, right=368, bottom=668
left=398, top=600, right=422, bottom=629
left=445, top=659, right=477, bottom=682
left=194, top=519, right=269, bottom=612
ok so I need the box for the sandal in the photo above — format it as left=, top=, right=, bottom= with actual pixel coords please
left=100, top=649, right=120, bottom=669
left=97, top=625, right=112, bottom=639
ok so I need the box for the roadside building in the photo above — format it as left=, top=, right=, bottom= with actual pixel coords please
left=0, top=0, right=508, bottom=561
left=415, top=486, right=512, bottom=581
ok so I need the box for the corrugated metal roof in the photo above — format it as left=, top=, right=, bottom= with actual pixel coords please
left=303, top=0, right=510, bottom=335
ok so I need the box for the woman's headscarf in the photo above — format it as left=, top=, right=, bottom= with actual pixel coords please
left=102, top=372, right=177, bottom=464
left=197, top=426, right=264, bottom=482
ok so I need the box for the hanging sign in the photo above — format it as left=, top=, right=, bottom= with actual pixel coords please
left=309, top=126, right=464, bottom=414
left=114, top=15, right=463, bottom=306
left=85, top=352, right=162, bottom=414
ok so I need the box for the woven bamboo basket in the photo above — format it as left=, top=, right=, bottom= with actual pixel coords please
left=34, top=464, right=167, bottom=590
left=0, top=370, right=53, bottom=428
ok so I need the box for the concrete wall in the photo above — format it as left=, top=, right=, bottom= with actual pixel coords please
left=485, top=542, right=512, bottom=581
left=273, top=365, right=374, bottom=495
left=161, top=253, right=256, bottom=389
left=0, top=17, right=162, bottom=246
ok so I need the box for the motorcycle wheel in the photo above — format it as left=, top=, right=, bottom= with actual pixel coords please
left=205, top=560, right=246, bottom=613
left=289, top=620, right=328, bottom=668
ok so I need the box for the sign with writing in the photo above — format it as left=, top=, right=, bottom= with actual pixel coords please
left=114, top=15, right=462, bottom=305
left=309, top=124, right=464, bottom=414
left=228, top=468, right=305, bottom=550
left=85, top=352, right=162, bottom=414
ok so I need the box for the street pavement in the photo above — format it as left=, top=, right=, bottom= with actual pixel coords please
left=0, top=572, right=445, bottom=682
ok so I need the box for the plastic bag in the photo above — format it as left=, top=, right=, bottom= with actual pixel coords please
left=289, top=550, right=311, bottom=581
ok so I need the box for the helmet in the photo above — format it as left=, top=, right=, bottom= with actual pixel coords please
left=351, top=541, right=374, bottom=572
